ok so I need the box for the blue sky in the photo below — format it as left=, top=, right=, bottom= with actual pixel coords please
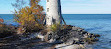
left=0, top=0, right=111, bottom=14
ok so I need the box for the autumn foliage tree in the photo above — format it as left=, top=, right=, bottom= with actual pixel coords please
left=12, top=0, right=45, bottom=32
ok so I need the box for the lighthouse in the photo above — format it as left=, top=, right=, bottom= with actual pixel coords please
left=46, top=0, right=62, bottom=25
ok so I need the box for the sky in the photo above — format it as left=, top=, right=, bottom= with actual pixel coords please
left=0, top=0, right=111, bottom=14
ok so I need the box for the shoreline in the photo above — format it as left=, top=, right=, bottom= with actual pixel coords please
left=0, top=25, right=100, bottom=49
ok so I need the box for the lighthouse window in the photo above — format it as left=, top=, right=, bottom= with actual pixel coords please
left=47, top=8, right=49, bottom=12
left=47, top=0, right=49, bottom=2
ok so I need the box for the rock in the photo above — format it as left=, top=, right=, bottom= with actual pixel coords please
left=0, top=25, right=100, bottom=49
left=64, top=38, right=79, bottom=45
left=48, top=38, right=56, bottom=43
left=73, top=38, right=79, bottom=41
left=82, top=31, right=88, bottom=34
left=83, top=34, right=88, bottom=38
left=55, top=44, right=85, bottom=49
left=37, top=33, right=44, bottom=41
left=94, top=34, right=100, bottom=37
left=109, top=41, right=111, bottom=43
left=28, top=25, right=100, bottom=48
left=79, top=44, right=85, bottom=48
left=77, top=29, right=84, bottom=32
left=72, top=27, right=78, bottom=30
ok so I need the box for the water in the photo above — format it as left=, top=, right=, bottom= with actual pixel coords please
left=0, top=14, right=19, bottom=26
left=0, top=14, right=111, bottom=49
left=63, top=14, right=111, bottom=49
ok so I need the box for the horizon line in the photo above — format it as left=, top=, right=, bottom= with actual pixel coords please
left=0, top=13, right=111, bottom=14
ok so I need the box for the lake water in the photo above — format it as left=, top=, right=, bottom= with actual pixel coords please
left=0, top=14, right=111, bottom=49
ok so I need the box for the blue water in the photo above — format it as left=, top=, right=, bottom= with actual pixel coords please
left=63, top=14, right=111, bottom=49
left=0, top=14, right=19, bottom=26
left=0, top=14, right=111, bottom=49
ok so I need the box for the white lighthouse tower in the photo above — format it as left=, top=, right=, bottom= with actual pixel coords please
left=46, top=0, right=62, bottom=25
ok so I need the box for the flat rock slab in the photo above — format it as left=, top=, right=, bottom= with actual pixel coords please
left=55, top=43, right=84, bottom=49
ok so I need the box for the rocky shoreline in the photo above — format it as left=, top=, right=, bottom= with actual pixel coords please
left=0, top=25, right=100, bottom=49
left=44, top=25, right=100, bottom=49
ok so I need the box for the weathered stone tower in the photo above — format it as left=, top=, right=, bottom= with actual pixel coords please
left=46, top=0, right=62, bottom=25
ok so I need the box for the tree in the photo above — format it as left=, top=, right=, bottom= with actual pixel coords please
left=12, top=0, right=45, bottom=32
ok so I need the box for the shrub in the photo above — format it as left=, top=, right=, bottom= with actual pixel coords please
left=0, top=23, right=17, bottom=38
left=12, top=0, right=45, bottom=32
left=0, top=23, right=16, bottom=33
left=50, top=22, right=61, bottom=32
